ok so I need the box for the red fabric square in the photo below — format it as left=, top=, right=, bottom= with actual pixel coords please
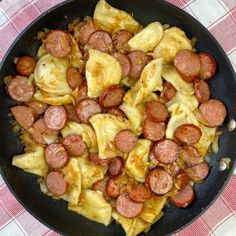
left=0, top=185, right=24, bottom=217
left=201, top=196, right=232, bottom=230
left=34, top=0, right=64, bottom=13
left=0, top=204, right=11, bottom=228
left=167, top=0, right=186, bottom=8
left=10, top=4, right=40, bottom=32
left=221, top=176, right=236, bottom=211
left=221, top=0, right=236, bottom=11
left=210, top=14, right=236, bottom=53
left=177, top=218, right=210, bottom=236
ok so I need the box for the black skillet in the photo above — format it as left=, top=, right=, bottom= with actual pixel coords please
left=0, top=0, right=236, bottom=235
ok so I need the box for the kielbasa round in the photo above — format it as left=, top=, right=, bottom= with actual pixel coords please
left=63, top=134, right=86, bottom=156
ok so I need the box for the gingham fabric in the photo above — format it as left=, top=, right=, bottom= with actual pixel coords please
left=0, top=0, right=236, bottom=235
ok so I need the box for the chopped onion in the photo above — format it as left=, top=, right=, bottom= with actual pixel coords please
left=218, top=157, right=231, bottom=171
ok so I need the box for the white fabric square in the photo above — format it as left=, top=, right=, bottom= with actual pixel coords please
left=0, top=221, right=26, bottom=236
left=188, top=0, right=227, bottom=28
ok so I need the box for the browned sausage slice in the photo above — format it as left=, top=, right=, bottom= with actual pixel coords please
left=194, top=80, right=210, bottom=103
left=26, top=100, right=48, bottom=115
left=32, top=118, right=55, bottom=144
left=106, top=178, right=120, bottom=199
left=45, top=30, right=72, bottom=57
left=153, top=139, right=179, bottom=164
left=112, top=52, right=131, bottom=77
left=146, top=101, right=169, bottom=122
left=116, top=193, right=143, bottom=218
left=76, top=99, right=101, bottom=123
left=108, top=157, right=124, bottom=178
left=146, top=168, right=173, bottom=195
left=174, top=49, right=201, bottom=83
left=87, top=30, right=113, bottom=53
left=64, top=104, right=80, bottom=123
left=180, top=145, right=203, bottom=167
left=44, top=105, right=67, bottom=130
left=114, top=129, right=138, bottom=153
left=75, top=81, right=89, bottom=104
left=199, top=99, right=226, bottom=127
left=8, top=76, right=34, bottom=102
left=170, top=184, right=195, bottom=208
left=11, top=106, right=35, bottom=130
left=66, top=67, right=83, bottom=90
left=63, top=134, right=86, bottom=156
left=45, top=143, right=69, bottom=169
left=128, top=184, right=152, bottom=203
left=79, top=21, right=96, bottom=45
left=112, top=30, right=133, bottom=52
left=88, top=153, right=112, bottom=166
left=128, top=51, right=150, bottom=81
left=162, top=82, right=176, bottom=101
left=185, top=161, right=209, bottom=182
left=99, top=85, right=125, bottom=108
left=175, top=171, right=189, bottom=190
left=16, top=55, right=36, bottom=76
left=107, top=107, right=126, bottom=118
left=174, top=124, right=202, bottom=145
left=199, top=52, right=217, bottom=80
left=143, top=119, right=166, bottom=141
left=46, top=171, right=68, bottom=196
left=93, top=178, right=109, bottom=196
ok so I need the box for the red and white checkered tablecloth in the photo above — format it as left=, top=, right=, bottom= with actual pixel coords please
left=0, top=0, right=236, bottom=235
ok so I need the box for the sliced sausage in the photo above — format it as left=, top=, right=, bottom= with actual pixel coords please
left=66, top=67, right=83, bottom=90
left=106, top=178, right=120, bottom=199
left=185, top=161, right=209, bottom=182
left=75, top=81, right=88, bottom=104
left=45, top=30, right=72, bottom=58
left=116, top=193, right=143, bottom=218
left=11, top=106, right=35, bottom=130
left=128, top=51, right=150, bottom=81
left=63, top=135, right=86, bottom=156
left=64, top=104, right=80, bottom=123
left=170, top=184, right=195, bottom=208
left=87, top=30, right=113, bottom=53
left=99, top=85, right=125, bottom=108
left=162, top=82, right=176, bottom=101
left=153, top=139, right=179, bottom=164
left=199, top=99, right=226, bottom=127
left=194, top=80, right=210, bottom=103
left=112, top=30, right=133, bottom=52
left=32, top=118, right=55, bottom=144
left=145, top=101, right=169, bottom=122
left=128, top=184, right=152, bottom=203
left=45, top=143, right=69, bottom=169
left=46, top=171, right=68, bottom=196
left=108, top=157, right=124, bottom=178
left=88, top=153, right=112, bottom=166
left=93, top=178, right=110, bottom=200
left=112, top=52, right=131, bottom=77
left=175, top=171, right=189, bottom=190
left=26, top=100, right=48, bottom=115
left=174, top=49, right=201, bottom=83
left=174, top=124, right=202, bottom=145
left=8, top=76, right=34, bottom=102
left=79, top=21, right=96, bottom=45
left=143, top=119, right=166, bottom=141
left=199, top=52, right=217, bottom=80
left=16, top=55, right=36, bottom=76
left=146, top=168, right=173, bottom=195
left=180, top=145, right=203, bottom=167
left=44, top=105, right=67, bottom=130
left=107, top=107, right=126, bottom=118
left=76, top=99, right=101, bottom=123
left=114, top=129, right=138, bottom=153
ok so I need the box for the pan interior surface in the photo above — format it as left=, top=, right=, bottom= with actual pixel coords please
left=0, top=0, right=236, bottom=236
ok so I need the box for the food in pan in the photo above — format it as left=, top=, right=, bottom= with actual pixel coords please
left=6, top=0, right=226, bottom=235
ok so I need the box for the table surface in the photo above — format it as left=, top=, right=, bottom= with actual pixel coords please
left=0, top=0, right=236, bottom=236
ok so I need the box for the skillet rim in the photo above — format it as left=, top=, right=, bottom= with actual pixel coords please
left=0, top=0, right=236, bottom=235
